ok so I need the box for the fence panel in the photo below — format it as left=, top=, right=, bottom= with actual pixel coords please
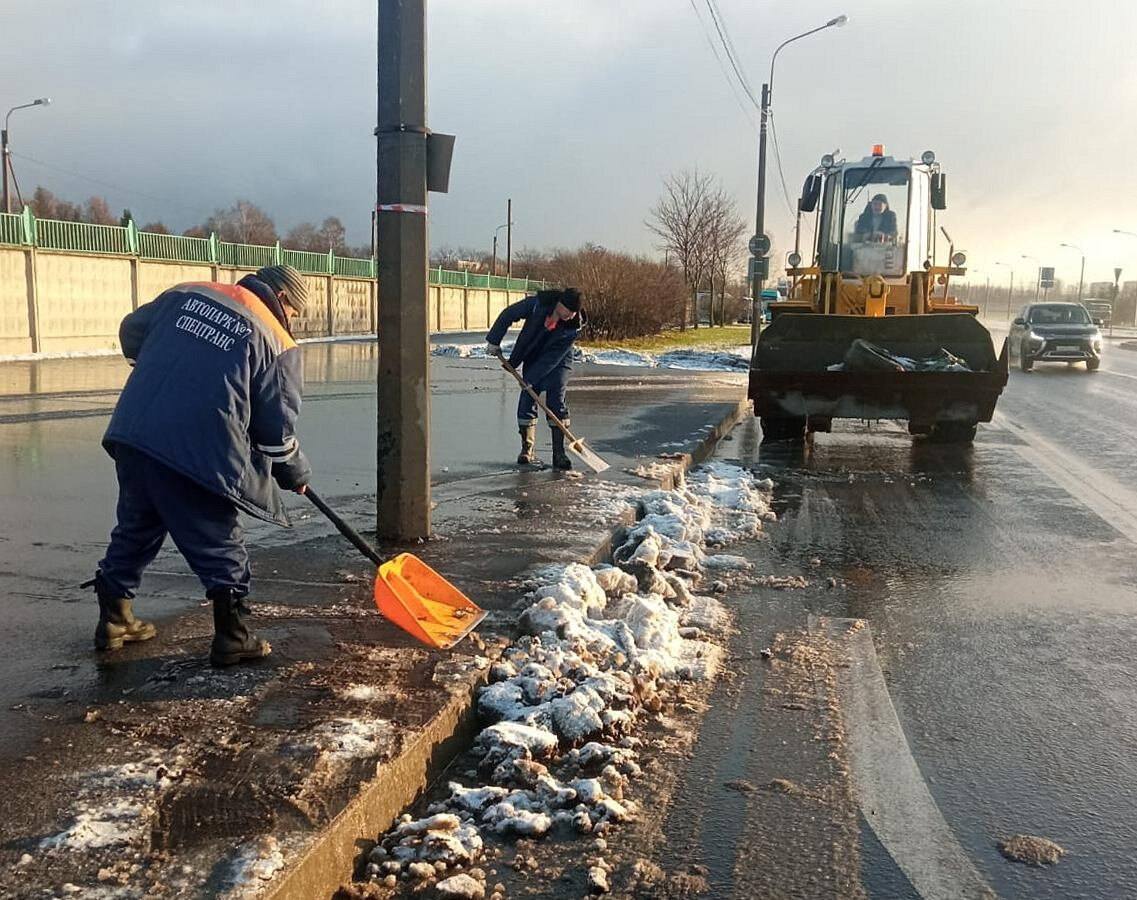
left=282, top=248, right=332, bottom=274
left=0, top=213, right=25, bottom=246
left=35, top=219, right=132, bottom=255
left=218, top=241, right=276, bottom=269
left=334, top=256, right=375, bottom=278
left=137, top=231, right=213, bottom=263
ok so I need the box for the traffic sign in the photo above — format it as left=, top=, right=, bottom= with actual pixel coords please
left=749, top=233, right=771, bottom=257
left=748, top=256, right=770, bottom=281
left=1039, top=266, right=1055, bottom=289
left=1115, top=267, right=1124, bottom=283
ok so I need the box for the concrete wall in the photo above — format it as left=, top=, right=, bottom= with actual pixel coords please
left=0, top=249, right=529, bottom=356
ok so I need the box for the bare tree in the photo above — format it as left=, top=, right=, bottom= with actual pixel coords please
left=140, top=222, right=171, bottom=235
left=647, top=170, right=717, bottom=330
left=205, top=200, right=277, bottom=245
left=705, top=188, right=746, bottom=325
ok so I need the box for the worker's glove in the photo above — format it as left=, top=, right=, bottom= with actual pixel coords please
left=272, top=449, right=311, bottom=493
left=486, top=342, right=503, bottom=359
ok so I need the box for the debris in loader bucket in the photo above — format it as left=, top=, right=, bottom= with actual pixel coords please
left=828, top=338, right=972, bottom=373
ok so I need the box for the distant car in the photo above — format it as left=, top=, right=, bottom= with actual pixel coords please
left=1008, top=302, right=1102, bottom=372
left=759, top=288, right=780, bottom=323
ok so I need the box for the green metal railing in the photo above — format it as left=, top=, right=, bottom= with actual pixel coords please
left=0, top=206, right=548, bottom=291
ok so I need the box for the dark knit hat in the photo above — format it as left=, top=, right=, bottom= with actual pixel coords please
left=255, top=264, right=309, bottom=314
left=560, top=288, right=582, bottom=312
left=871, top=193, right=889, bottom=204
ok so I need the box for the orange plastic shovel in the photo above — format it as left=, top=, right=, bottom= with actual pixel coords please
left=305, top=488, right=486, bottom=650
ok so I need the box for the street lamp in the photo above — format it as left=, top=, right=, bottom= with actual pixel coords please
left=750, top=14, right=848, bottom=346
left=1058, top=242, right=1085, bottom=302
left=2, top=97, right=51, bottom=214
left=995, top=260, right=1014, bottom=321
left=491, top=221, right=513, bottom=277
left=1020, top=254, right=1041, bottom=300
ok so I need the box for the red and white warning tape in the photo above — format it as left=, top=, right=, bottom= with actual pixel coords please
left=376, top=203, right=428, bottom=215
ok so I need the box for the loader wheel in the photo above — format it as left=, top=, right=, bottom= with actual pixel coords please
left=760, top=416, right=806, bottom=443
left=1087, top=358, right=1101, bottom=371
left=930, top=422, right=977, bottom=444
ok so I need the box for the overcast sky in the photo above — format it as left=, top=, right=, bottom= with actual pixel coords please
left=3, top=0, right=1136, bottom=285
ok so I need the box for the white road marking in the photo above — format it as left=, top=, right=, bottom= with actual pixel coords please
left=824, top=617, right=998, bottom=900
left=992, top=410, right=1137, bottom=545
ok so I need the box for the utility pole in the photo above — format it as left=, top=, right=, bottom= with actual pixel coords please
left=750, top=81, right=769, bottom=349
left=506, top=197, right=512, bottom=277
left=375, top=0, right=430, bottom=540
left=2, top=127, right=10, bottom=214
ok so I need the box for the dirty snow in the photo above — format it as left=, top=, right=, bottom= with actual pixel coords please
left=41, top=759, right=173, bottom=852
left=431, top=342, right=750, bottom=373
left=367, top=462, right=774, bottom=888
left=306, top=717, right=393, bottom=761
left=221, top=836, right=285, bottom=898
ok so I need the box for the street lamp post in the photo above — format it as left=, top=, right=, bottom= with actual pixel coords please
left=750, top=14, right=847, bottom=348
left=1058, top=242, right=1085, bottom=302
left=2, top=97, right=51, bottom=214
left=1020, top=254, right=1040, bottom=301
left=995, top=261, right=1014, bottom=320
left=491, top=220, right=513, bottom=276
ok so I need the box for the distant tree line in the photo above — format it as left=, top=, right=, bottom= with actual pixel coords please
left=23, top=187, right=371, bottom=257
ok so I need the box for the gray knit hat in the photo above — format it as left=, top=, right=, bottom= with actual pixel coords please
left=255, top=264, right=309, bottom=314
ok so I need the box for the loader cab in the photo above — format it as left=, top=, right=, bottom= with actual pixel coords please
left=815, top=154, right=935, bottom=281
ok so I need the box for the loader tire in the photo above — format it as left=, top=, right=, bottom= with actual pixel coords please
left=760, top=416, right=806, bottom=444
left=930, top=422, right=977, bottom=444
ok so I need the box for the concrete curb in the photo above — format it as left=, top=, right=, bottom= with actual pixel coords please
left=264, top=396, right=752, bottom=900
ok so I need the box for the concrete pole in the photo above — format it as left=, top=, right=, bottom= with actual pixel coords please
left=749, top=82, right=770, bottom=349
left=376, top=0, right=431, bottom=540
left=1, top=128, right=9, bottom=215
left=506, top=197, right=512, bottom=278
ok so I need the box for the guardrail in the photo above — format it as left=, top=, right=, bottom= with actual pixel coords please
left=0, top=208, right=545, bottom=292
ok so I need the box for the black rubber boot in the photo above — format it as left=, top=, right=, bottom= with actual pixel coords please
left=517, top=423, right=536, bottom=465
left=89, top=573, right=156, bottom=651
left=209, top=590, right=271, bottom=667
left=551, top=428, right=572, bottom=471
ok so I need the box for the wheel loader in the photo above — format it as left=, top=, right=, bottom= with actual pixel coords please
left=750, top=147, right=1008, bottom=444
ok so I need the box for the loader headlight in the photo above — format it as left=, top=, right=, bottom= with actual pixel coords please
left=821, top=153, right=835, bottom=167
left=788, top=252, right=802, bottom=267
left=951, top=251, right=967, bottom=267
left=921, top=150, right=936, bottom=165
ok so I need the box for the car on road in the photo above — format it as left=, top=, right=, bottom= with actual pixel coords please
left=1008, top=302, right=1102, bottom=372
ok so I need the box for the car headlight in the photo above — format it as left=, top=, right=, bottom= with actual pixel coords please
left=1093, top=339, right=1102, bottom=351
left=1027, top=331, right=1045, bottom=344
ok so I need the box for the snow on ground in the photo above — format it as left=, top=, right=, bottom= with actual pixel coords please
left=430, top=342, right=750, bottom=373
left=220, top=836, right=285, bottom=899
left=364, top=462, right=774, bottom=889
left=41, top=758, right=178, bottom=852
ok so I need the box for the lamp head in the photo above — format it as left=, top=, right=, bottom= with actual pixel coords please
left=35, top=98, right=51, bottom=106
left=827, top=14, right=848, bottom=27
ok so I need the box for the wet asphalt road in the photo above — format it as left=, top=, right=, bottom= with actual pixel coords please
left=0, top=341, right=744, bottom=760
left=686, top=335, right=1137, bottom=898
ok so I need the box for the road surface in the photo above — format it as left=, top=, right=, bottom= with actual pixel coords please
left=636, top=336, right=1137, bottom=897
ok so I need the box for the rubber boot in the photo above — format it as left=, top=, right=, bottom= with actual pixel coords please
left=517, top=423, right=536, bottom=465
left=209, top=589, right=271, bottom=667
left=551, top=427, right=572, bottom=471
left=89, top=573, right=156, bottom=651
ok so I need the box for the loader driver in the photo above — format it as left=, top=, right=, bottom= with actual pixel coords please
left=486, top=287, right=585, bottom=471
left=854, top=193, right=898, bottom=242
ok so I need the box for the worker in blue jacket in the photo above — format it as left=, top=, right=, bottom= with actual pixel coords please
left=88, top=265, right=312, bottom=666
left=486, top=287, right=584, bottom=470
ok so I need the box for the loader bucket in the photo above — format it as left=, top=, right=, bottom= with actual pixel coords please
left=750, top=313, right=1008, bottom=432
left=374, top=553, right=487, bottom=649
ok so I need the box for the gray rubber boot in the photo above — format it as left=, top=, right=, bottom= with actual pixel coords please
left=90, top=573, right=156, bottom=651
left=517, top=423, right=536, bottom=464
left=209, top=590, right=271, bottom=667
left=551, top=427, right=572, bottom=470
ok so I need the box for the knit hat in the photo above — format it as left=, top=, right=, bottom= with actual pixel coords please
left=255, top=265, right=309, bottom=314
left=560, top=288, right=582, bottom=312
left=871, top=193, right=889, bottom=204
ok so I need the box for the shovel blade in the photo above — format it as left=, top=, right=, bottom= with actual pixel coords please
left=568, top=438, right=610, bottom=473
left=373, top=553, right=486, bottom=650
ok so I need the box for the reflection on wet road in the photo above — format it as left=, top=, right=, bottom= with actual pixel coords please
left=713, top=339, right=1137, bottom=898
